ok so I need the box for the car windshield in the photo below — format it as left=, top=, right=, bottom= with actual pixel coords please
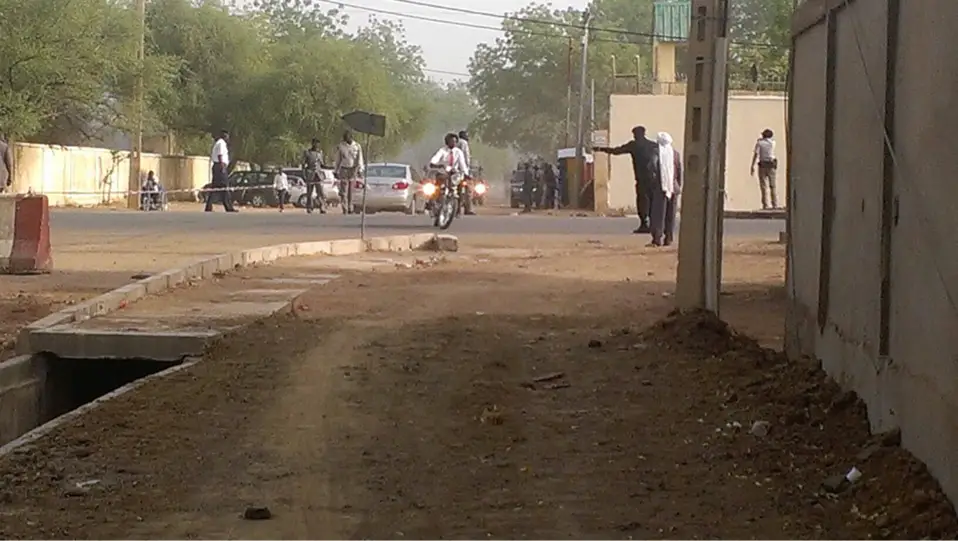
left=366, top=165, right=406, bottom=179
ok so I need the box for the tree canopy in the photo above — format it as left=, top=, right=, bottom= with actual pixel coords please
left=0, top=0, right=445, bottom=166
left=467, top=0, right=792, bottom=155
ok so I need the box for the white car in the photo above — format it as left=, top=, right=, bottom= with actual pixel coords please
left=284, top=168, right=340, bottom=207
left=352, top=163, right=423, bottom=214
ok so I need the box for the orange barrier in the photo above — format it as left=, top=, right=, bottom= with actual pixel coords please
left=0, top=195, right=52, bottom=274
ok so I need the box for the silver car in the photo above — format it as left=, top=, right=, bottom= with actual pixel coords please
left=283, top=168, right=340, bottom=207
left=353, top=163, right=423, bottom=214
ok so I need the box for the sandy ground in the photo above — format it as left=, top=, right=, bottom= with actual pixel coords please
left=0, top=239, right=954, bottom=539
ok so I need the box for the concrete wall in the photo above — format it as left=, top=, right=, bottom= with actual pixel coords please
left=603, top=94, right=787, bottom=212
left=7, top=143, right=211, bottom=207
left=0, top=355, right=48, bottom=445
left=788, top=0, right=958, bottom=502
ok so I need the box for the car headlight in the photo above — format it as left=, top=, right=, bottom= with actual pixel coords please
left=422, top=183, right=437, bottom=196
left=474, top=183, right=487, bottom=194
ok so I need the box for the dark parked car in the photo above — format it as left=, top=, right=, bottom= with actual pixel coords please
left=197, top=170, right=282, bottom=207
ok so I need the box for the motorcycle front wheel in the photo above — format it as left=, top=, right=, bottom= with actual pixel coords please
left=437, top=193, right=457, bottom=230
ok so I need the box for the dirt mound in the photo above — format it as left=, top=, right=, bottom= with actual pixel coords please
left=642, top=308, right=764, bottom=357
left=641, top=310, right=958, bottom=539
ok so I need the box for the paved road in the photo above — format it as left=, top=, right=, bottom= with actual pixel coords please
left=52, top=207, right=784, bottom=239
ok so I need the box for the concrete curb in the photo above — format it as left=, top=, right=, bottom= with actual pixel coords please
left=0, top=357, right=200, bottom=459
left=17, top=233, right=457, bottom=354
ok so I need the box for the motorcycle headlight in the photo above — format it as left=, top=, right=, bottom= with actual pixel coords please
left=422, top=183, right=437, bottom=196
left=474, top=183, right=487, bottom=194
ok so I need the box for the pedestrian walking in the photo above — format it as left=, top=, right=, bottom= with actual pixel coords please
left=750, top=128, right=779, bottom=209
left=648, top=132, right=683, bottom=247
left=0, top=133, right=12, bottom=194
left=273, top=168, right=289, bottom=212
left=302, top=138, right=327, bottom=214
left=205, top=129, right=237, bottom=212
left=333, top=130, right=364, bottom=214
left=594, top=125, right=658, bottom=233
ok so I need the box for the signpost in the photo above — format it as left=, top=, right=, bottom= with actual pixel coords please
left=341, top=111, right=386, bottom=241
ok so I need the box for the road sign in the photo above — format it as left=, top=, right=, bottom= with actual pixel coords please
left=341, top=111, right=386, bottom=137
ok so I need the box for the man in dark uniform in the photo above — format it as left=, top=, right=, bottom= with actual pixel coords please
left=542, top=163, right=558, bottom=209
left=594, top=125, right=658, bottom=233
left=521, top=162, right=535, bottom=213
left=302, top=138, right=327, bottom=214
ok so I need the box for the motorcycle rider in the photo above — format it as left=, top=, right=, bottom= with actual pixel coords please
left=456, top=130, right=476, bottom=215
left=429, top=133, right=469, bottom=188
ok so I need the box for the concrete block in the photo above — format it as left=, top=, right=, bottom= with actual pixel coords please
left=182, top=260, right=205, bottom=281
left=365, top=237, right=393, bottom=252
left=112, top=282, right=147, bottom=304
left=409, top=233, right=438, bottom=250
left=143, top=272, right=171, bottom=294
left=330, top=238, right=364, bottom=255
left=388, top=235, right=414, bottom=251
left=434, top=234, right=459, bottom=252
left=199, top=257, right=220, bottom=279
left=28, top=327, right=218, bottom=362
left=297, top=241, right=333, bottom=256
left=214, top=253, right=236, bottom=273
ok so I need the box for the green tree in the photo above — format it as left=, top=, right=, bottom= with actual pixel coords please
left=0, top=0, right=174, bottom=141
left=467, top=1, right=655, bottom=156
left=729, top=0, right=792, bottom=85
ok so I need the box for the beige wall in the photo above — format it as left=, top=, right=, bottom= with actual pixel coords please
left=8, top=143, right=211, bottom=207
left=788, top=0, right=958, bottom=503
left=604, top=94, right=787, bottom=212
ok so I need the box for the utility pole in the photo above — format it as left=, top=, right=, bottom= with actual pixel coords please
left=571, top=9, right=592, bottom=209
left=565, top=37, right=573, bottom=147
left=675, top=0, right=730, bottom=312
left=127, top=0, right=146, bottom=209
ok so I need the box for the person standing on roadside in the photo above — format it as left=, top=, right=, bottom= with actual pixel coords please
left=273, top=168, right=290, bottom=213
left=648, top=132, right=683, bottom=247
left=205, top=129, right=237, bottom=212
left=521, top=162, right=535, bottom=213
left=593, top=125, right=658, bottom=233
left=0, top=133, right=12, bottom=193
left=302, top=138, right=327, bottom=214
left=750, top=128, right=779, bottom=210
left=542, top=163, right=558, bottom=209
left=333, top=130, right=364, bottom=214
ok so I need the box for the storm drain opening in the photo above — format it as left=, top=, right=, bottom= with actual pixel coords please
left=42, top=355, right=180, bottom=421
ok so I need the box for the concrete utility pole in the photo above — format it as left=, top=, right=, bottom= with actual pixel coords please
left=571, top=9, right=592, bottom=208
left=674, top=0, right=731, bottom=312
left=127, top=0, right=146, bottom=209
left=565, top=37, right=573, bottom=147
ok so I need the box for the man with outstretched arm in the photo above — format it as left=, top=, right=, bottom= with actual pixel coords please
left=594, top=125, right=658, bottom=233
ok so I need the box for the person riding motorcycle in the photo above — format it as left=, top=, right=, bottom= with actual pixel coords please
left=455, top=130, right=476, bottom=215
left=429, top=133, right=469, bottom=190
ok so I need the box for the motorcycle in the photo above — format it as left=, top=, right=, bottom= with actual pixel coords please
left=421, top=166, right=460, bottom=230
left=472, top=179, right=487, bottom=206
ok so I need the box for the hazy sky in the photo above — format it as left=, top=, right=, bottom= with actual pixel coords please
left=337, top=0, right=590, bottom=81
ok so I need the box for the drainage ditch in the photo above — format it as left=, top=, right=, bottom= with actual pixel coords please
left=43, top=356, right=179, bottom=420
left=0, top=354, right=180, bottom=448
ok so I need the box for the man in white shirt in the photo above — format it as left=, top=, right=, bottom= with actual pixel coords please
left=429, top=133, right=469, bottom=179
left=206, top=129, right=237, bottom=212
left=273, top=168, right=290, bottom=212
left=456, top=130, right=478, bottom=215
left=750, top=128, right=778, bottom=210
left=333, top=130, right=364, bottom=214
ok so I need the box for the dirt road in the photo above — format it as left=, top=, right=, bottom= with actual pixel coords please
left=0, top=239, right=953, bottom=539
